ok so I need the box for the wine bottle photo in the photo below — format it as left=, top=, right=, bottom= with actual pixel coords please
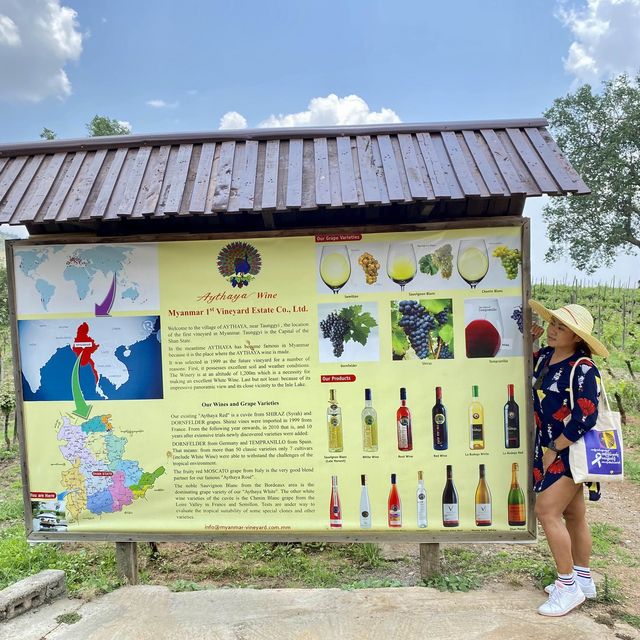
left=432, top=386, right=448, bottom=451
left=388, top=473, right=402, bottom=528
left=329, top=475, right=342, bottom=528
left=396, top=388, right=413, bottom=451
left=442, top=465, right=459, bottom=527
left=475, top=464, right=492, bottom=526
left=508, top=463, right=526, bottom=526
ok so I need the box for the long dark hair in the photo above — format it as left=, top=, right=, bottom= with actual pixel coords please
left=576, top=340, right=593, bottom=358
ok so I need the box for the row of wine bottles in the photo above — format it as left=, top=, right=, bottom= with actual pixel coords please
left=329, top=463, right=526, bottom=529
left=327, top=385, right=521, bottom=452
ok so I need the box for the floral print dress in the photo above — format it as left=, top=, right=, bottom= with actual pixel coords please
left=532, top=346, right=602, bottom=500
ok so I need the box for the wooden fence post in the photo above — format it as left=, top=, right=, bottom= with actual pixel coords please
left=116, top=542, right=139, bottom=585
left=419, top=543, right=441, bottom=579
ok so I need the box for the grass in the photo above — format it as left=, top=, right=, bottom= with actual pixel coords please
left=55, top=612, right=82, bottom=624
left=625, top=459, right=640, bottom=484
left=590, top=523, right=624, bottom=555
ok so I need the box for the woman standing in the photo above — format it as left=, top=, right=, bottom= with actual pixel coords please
left=528, top=301, right=609, bottom=617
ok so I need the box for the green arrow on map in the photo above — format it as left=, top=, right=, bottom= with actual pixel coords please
left=71, top=352, right=92, bottom=419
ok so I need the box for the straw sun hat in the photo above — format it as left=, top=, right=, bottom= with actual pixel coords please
left=528, top=300, right=609, bottom=358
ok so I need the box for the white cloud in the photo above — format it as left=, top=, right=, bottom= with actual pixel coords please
left=0, top=0, right=83, bottom=102
left=0, top=14, right=20, bottom=46
left=146, top=98, right=178, bottom=109
left=219, top=111, right=248, bottom=130
left=259, top=94, right=402, bottom=128
left=558, top=0, right=640, bottom=82
left=118, top=120, right=132, bottom=132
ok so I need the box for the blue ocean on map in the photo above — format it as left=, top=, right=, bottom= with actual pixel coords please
left=20, top=317, right=163, bottom=401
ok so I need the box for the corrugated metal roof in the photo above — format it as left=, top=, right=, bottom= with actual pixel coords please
left=0, top=120, right=589, bottom=227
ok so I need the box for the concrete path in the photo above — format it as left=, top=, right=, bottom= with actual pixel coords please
left=1, top=584, right=638, bottom=640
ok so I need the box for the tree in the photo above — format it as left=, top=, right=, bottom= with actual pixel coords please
left=543, top=73, right=640, bottom=272
left=86, top=115, right=131, bottom=137
left=40, top=127, right=56, bottom=140
left=0, top=385, right=15, bottom=450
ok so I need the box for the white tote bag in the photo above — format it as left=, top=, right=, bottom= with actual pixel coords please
left=567, top=357, right=624, bottom=483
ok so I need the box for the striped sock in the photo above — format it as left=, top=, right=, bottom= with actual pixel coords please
left=574, top=565, right=591, bottom=581
left=558, top=573, right=576, bottom=587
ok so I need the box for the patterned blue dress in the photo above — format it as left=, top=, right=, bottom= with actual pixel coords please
left=532, top=346, right=601, bottom=501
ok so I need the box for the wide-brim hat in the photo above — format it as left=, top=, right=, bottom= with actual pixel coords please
left=528, top=300, right=609, bottom=358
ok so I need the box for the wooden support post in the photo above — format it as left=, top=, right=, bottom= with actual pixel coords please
left=115, top=542, right=138, bottom=585
left=419, top=543, right=441, bottom=579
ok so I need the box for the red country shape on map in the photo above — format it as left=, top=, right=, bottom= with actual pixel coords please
left=72, top=322, right=100, bottom=382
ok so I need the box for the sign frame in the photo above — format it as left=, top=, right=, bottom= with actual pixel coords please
left=7, top=216, right=535, bottom=543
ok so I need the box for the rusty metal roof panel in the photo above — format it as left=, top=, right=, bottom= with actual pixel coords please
left=0, top=119, right=589, bottom=226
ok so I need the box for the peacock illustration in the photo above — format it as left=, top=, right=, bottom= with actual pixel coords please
left=217, top=242, right=262, bottom=288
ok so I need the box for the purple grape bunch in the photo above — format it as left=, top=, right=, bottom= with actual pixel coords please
left=320, top=312, right=350, bottom=357
left=511, top=306, right=523, bottom=334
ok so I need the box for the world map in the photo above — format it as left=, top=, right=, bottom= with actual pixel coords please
left=58, top=413, right=165, bottom=520
left=13, top=243, right=159, bottom=315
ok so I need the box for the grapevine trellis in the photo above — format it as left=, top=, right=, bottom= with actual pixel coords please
left=532, top=278, right=640, bottom=423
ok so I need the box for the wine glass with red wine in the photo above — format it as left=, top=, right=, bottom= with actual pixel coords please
left=465, top=299, right=503, bottom=358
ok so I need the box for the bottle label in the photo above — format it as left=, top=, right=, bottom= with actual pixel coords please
left=434, top=413, right=445, bottom=425
left=361, top=510, right=369, bottom=518
left=364, top=415, right=375, bottom=426
left=508, top=504, right=526, bottom=524
left=330, top=417, right=339, bottom=427
left=475, top=503, right=492, bottom=523
left=471, top=424, right=483, bottom=441
left=388, top=506, right=401, bottom=525
left=330, top=519, right=342, bottom=527
left=397, top=418, right=409, bottom=448
left=443, top=503, right=458, bottom=523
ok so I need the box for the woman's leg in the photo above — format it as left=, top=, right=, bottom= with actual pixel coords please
left=563, top=487, right=591, bottom=568
left=534, top=476, right=583, bottom=574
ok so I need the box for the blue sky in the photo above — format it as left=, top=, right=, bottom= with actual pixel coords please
left=1, top=0, right=639, bottom=282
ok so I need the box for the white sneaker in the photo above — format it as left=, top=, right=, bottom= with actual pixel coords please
left=545, top=578, right=597, bottom=599
left=538, top=581, right=585, bottom=616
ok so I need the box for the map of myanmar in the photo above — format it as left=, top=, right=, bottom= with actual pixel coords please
left=58, top=413, right=165, bottom=521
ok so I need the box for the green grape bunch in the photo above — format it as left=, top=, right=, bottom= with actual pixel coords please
left=433, top=244, right=453, bottom=278
left=418, top=243, right=453, bottom=279
left=493, top=245, right=521, bottom=280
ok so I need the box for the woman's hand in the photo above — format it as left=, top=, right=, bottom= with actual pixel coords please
left=531, top=323, right=544, bottom=341
left=542, top=448, right=557, bottom=474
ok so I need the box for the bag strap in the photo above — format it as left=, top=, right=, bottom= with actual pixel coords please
left=568, top=356, right=611, bottom=412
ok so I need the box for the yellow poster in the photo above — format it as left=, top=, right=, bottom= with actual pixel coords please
left=12, top=224, right=531, bottom=538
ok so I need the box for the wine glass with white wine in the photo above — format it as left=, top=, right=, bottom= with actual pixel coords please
left=457, top=239, right=489, bottom=289
left=320, top=245, right=351, bottom=294
left=386, top=243, right=417, bottom=291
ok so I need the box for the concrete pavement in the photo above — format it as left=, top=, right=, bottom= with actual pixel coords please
left=1, top=584, right=638, bottom=640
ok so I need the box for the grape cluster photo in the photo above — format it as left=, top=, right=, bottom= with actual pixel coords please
left=318, top=304, right=379, bottom=362
left=391, top=299, right=454, bottom=360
